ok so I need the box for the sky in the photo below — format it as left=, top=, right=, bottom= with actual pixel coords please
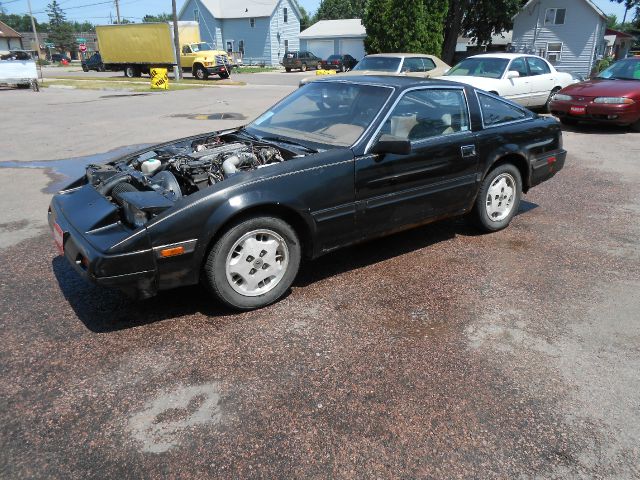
left=0, top=0, right=633, bottom=26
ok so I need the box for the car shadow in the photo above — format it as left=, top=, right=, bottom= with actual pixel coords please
left=559, top=122, right=633, bottom=135
left=295, top=200, right=538, bottom=287
left=53, top=201, right=538, bottom=332
left=52, top=256, right=233, bottom=333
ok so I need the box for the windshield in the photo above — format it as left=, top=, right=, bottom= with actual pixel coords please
left=245, top=82, right=392, bottom=148
left=190, top=43, right=213, bottom=52
left=352, top=57, right=402, bottom=72
left=597, top=59, right=640, bottom=81
left=446, top=57, right=509, bottom=79
left=328, top=55, right=341, bottom=61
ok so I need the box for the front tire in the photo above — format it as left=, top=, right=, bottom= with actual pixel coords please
left=301, top=63, right=307, bottom=72
left=205, top=216, right=301, bottom=310
left=472, top=164, right=522, bottom=232
left=194, top=65, right=209, bottom=80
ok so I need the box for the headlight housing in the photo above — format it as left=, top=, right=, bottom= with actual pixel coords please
left=553, top=93, right=573, bottom=101
left=122, top=200, right=148, bottom=229
left=593, top=97, right=635, bottom=104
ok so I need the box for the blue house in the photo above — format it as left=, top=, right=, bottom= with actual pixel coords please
left=178, top=0, right=301, bottom=65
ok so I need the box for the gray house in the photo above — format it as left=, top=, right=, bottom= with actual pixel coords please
left=511, top=0, right=607, bottom=77
left=178, top=0, right=301, bottom=65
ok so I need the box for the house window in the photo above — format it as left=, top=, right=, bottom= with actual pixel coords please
left=284, top=7, right=288, bottom=23
left=250, top=18, right=255, bottom=28
left=544, top=8, right=566, bottom=25
left=194, top=8, right=199, bottom=21
left=239, top=40, right=245, bottom=55
left=546, top=43, right=563, bottom=63
left=284, top=40, right=289, bottom=52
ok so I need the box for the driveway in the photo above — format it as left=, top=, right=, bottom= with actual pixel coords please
left=1, top=86, right=639, bottom=478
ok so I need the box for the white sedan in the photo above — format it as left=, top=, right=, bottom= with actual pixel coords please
left=440, top=53, right=578, bottom=108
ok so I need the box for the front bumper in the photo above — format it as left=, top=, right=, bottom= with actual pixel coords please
left=550, top=100, right=640, bottom=125
left=48, top=191, right=158, bottom=299
left=206, top=64, right=233, bottom=75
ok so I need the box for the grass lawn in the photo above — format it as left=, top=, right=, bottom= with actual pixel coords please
left=41, top=79, right=207, bottom=92
left=234, top=66, right=280, bottom=73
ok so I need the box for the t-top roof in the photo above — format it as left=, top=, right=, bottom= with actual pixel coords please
left=300, top=19, right=366, bottom=39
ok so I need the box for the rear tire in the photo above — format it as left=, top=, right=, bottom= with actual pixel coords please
left=285, top=67, right=291, bottom=72
left=124, top=65, right=136, bottom=78
left=472, top=163, right=522, bottom=232
left=205, top=216, right=301, bottom=310
left=317, top=62, right=322, bottom=70
left=301, top=63, right=307, bottom=72
left=545, top=87, right=561, bottom=112
left=82, top=64, right=89, bottom=72
left=340, top=64, right=345, bottom=73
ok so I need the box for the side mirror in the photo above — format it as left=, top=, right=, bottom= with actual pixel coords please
left=506, top=70, right=520, bottom=79
left=371, top=134, right=412, bottom=156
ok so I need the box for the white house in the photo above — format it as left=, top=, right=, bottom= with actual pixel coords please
left=0, top=21, right=23, bottom=54
left=510, top=0, right=607, bottom=77
left=178, top=0, right=301, bottom=65
left=299, top=19, right=367, bottom=61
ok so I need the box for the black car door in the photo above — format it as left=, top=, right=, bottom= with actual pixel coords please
left=355, top=87, right=479, bottom=238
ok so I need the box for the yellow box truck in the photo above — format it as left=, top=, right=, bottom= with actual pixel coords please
left=96, top=21, right=232, bottom=79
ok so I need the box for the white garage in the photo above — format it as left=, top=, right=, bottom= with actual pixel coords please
left=306, top=40, right=335, bottom=60
left=339, top=38, right=366, bottom=61
left=299, top=19, right=367, bottom=61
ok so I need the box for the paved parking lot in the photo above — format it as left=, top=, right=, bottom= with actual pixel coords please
left=1, top=84, right=639, bottom=478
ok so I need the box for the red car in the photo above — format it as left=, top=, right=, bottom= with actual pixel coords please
left=549, top=57, right=640, bottom=131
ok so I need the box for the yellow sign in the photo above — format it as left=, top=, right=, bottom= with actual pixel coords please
left=150, top=68, right=169, bottom=90
left=316, top=69, right=337, bottom=76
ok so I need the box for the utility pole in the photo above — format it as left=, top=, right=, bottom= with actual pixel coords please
left=171, top=0, right=182, bottom=81
left=115, top=0, right=121, bottom=24
left=27, top=0, right=42, bottom=60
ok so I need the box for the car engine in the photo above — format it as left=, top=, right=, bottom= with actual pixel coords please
left=83, top=136, right=288, bottom=228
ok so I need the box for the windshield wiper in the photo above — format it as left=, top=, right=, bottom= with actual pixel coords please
left=260, top=136, right=317, bottom=153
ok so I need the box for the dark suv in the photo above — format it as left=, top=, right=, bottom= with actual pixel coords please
left=282, top=51, right=322, bottom=72
left=81, top=52, right=105, bottom=72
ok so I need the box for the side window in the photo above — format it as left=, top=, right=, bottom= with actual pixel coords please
left=526, top=57, right=551, bottom=75
left=182, top=45, right=192, bottom=54
left=250, top=18, right=255, bottom=28
left=284, top=7, right=288, bottom=23
left=284, top=40, right=289, bottom=52
left=509, top=57, right=528, bottom=77
left=478, top=92, right=527, bottom=127
left=403, top=58, right=424, bottom=72
left=382, top=89, right=470, bottom=141
left=422, top=57, right=436, bottom=71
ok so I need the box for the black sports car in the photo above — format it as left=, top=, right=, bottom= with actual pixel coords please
left=48, top=76, right=566, bottom=310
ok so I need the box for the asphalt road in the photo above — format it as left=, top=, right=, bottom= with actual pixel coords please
left=1, top=85, right=639, bottom=478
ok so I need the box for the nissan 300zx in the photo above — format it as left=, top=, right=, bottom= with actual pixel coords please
left=48, top=76, right=566, bottom=310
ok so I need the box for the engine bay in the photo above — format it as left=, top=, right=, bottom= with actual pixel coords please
left=83, top=133, right=292, bottom=228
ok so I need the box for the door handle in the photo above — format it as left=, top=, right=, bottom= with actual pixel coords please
left=461, top=145, right=476, bottom=158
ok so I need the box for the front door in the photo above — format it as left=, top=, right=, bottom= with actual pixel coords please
left=501, top=57, right=532, bottom=106
left=355, top=88, right=479, bottom=238
left=180, top=44, right=195, bottom=69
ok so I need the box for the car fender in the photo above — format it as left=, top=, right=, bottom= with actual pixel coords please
left=193, top=190, right=316, bottom=269
left=481, top=143, right=531, bottom=186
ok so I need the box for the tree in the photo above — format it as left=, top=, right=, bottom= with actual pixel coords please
left=0, top=13, right=41, bottom=32
left=612, top=0, right=640, bottom=24
left=142, top=13, right=172, bottom=23
left=364, top=0, right=447, bottom=55
left=314, top=0, right=367, bottom=21
left=363, top=0, right=392, bottom=53
left=46, top=1, right=75, bottom=52
left=298, top=5, right=311, bottom=31
left=441, top=0, right=523, bottom=65
left=607, top=13, right=618, bottom=28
